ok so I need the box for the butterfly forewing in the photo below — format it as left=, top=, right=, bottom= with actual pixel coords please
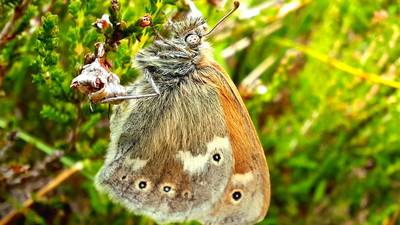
left=195, top=61, right=271, bottom=225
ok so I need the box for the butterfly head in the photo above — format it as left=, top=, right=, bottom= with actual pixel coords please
left=161, top=0, right=240, bottom=51
left=135, top=1, right=240, bottom=77
left=167, top=17, right=208, bottom=50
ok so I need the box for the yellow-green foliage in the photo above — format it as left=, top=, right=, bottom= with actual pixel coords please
left=1, top=0, right=400, bottom=225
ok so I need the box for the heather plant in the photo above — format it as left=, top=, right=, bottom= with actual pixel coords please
left=1, top=0, right=400, bottom=225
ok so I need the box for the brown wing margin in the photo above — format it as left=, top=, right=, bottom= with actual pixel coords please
left=198, top=59, right=271, bottom=223
left=213, top=61, right=270, bottom=215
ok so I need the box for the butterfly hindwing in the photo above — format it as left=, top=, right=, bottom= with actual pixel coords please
left=95, top=72, right=235, bottom=223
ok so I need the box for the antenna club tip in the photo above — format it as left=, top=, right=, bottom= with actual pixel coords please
left=203, top=0, right=240, bottom=37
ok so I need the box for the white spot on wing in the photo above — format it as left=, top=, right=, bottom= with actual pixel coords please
left=177, top=136, right=230, bottom=175
left=206, top=136, right=230, bottom=152
left=177, top=151, right=209, bottom=174
left=232, top=172, right=255, bottom=185
left=125, top=158, right=148, bottom=171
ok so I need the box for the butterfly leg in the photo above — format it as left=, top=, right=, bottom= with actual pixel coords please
left=99, top=75, right=160, bottom=103
left=147, top=73, right=160, bottom=95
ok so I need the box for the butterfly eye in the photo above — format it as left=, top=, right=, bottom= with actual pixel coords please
left=185, top=34, right=201, bottom=47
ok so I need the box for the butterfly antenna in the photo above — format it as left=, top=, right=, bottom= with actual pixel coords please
left=203, top=1, right=240, bottom=38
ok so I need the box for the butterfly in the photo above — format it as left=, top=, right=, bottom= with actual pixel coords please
left=77, top=1, right=271, bottom=224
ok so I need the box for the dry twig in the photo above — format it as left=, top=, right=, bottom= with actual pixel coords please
left=0, top=162, right=83, bottom=225
left=0, top=0, right=32, bottom=49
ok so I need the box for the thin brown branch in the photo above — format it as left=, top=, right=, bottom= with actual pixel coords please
left=239, top=55, right=276, bottom=96
left=0, top=0, right=32, bottom=49
left=0, top=162, right=83, bottom=225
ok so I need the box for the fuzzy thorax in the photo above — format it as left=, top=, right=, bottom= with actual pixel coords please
left=135, top=17, right=210, bottom=81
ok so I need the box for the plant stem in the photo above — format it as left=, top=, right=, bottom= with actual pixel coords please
left=0, top=0, right=32, bottom=49
left=273, top=38, right=400, bottom=89
left=0, top=162, right=83, bottom=225
left=0, top=119, right=92, bottom=179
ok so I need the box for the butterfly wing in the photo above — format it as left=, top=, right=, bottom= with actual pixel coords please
left=95, top=75, right=234, bottom=223
left=196, top=60, right=271, bottom=225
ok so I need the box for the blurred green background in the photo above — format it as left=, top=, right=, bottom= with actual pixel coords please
left=1, top=0, right=400, bottom=224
